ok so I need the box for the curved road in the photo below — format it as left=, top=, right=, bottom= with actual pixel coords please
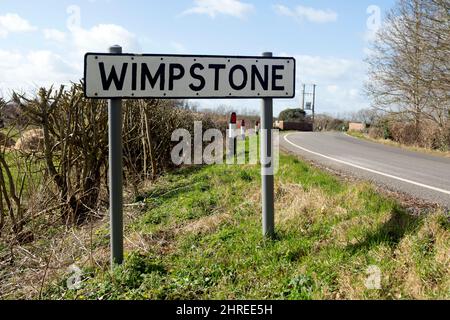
left=281, top=132, right=450, bottom=208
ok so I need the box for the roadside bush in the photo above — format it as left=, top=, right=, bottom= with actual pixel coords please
left=12, top=86, right=109, bottom=224
left=389, top=122, right=420, bottom=146
left=366, top=114, right=450, bottom=151
left=123, top=99, right=219, bottom=192
left=368, top=126, right=384, bottom=139
left=0, top=132, right=15, bottom=147
left=1, top=83, right=222, bottom=233
left=315, top=114, right=347, bottom=132
left=387, top=120, right=446, bottom=150
left=417, top=121, right=444, bottom=150
left=279, top=108, right=306, bottom=123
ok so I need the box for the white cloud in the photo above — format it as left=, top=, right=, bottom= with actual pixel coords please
left=0, top=22, right=141, bottom=96
left=274, top=4, right=295, bottom=17
left=71, top=24, right=140, bottom=55
left=327, top=85, right=339, bottom=94
left=291, top=54, right=368, bottom=114
left=181, top=0, right=254, bottom=19
left=274, top=4, right=338, bottom=23
left=0, top=49, right=78, bottom=94
left=0, top=50, right=22, bottom=68
left=349, top=89, right=359, bottom=98
left=294, top=55, right=361, bottom=81
left=171, top=41, right=187, bottom=53
left=43, top=29, right=66, bottom=42
left=0, top=13, right=37, bottom=38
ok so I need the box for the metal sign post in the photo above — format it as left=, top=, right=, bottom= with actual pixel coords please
left=108, top=45, right=124, bottom=267
left=261, top=52, right=275, bottom=239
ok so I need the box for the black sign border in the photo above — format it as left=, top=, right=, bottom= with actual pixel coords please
left=83, top=53, right=296, bottom=100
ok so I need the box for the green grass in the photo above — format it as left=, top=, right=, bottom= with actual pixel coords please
left=0, top=126, right=21, bottom=142
left=1, top=149, right=45, bottom=197
left=0, top=126, right=45, bottom=193
left=41, top=142, right=449, bottom=300
left=347, top=131, right=366, bottom=140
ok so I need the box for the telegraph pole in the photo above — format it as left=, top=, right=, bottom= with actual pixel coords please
left=312, top=84, right=316, bottom=131
left=300, top=83, right=317, bottom=131
left=301, top=84, right=306, bottom=110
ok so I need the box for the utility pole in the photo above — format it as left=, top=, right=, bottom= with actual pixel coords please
left=301, top=84, right=306, bottom=111
left=301, top=83, right=317, bottom=131
left=312, top=84, right=316, bottom=131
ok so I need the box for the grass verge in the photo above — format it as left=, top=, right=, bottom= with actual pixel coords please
left=38, top=147, right=449, bottom=300
left=347, top=131, right=450, bottom=158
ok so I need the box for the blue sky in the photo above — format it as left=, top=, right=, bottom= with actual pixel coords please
left=0, top=0, right=396, bottom=116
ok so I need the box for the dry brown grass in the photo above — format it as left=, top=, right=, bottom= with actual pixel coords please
left=14, top=129, right=45, bottom=152
left=275, top=182, right=329, bottom=225
left=177, top=213, right=231, bottom=236
left=0, top=218, right=104, bottom=299
left=0, top=200, right=146, bottom=299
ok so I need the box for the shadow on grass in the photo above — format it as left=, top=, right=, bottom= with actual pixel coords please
left=345, top=206, right=423, bottom=254
left=133, top=166, right=207, bottom=203
left=143, top=182, right=203, bottom=204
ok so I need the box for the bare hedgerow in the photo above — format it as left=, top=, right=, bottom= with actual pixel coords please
left=122, top=98, right=219, bottom=197
left=13, top=85, right=109, bottom=225
left=2, top=83, right=224, bottom=235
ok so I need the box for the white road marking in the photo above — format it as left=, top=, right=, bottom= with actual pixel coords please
left=284, top=133, right=450, bottom=196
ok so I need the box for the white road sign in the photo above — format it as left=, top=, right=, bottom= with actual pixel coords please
left=84, top=53, right=296, bottom=99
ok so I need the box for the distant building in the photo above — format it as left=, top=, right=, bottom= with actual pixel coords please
left=348, top=122, right=366, bottom=132
left=274, top=121, right=313, bottom=132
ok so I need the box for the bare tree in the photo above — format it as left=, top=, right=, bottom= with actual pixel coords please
left=421, top=0, right=450, bottom=130
left=366, top=0, right=428, bottom=122
left=366, top=0, right=450, bottom=146
left=351, top=108, right=382, bottom=125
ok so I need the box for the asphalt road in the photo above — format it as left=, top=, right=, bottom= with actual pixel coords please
left=281, top=132, right=450, bottom=208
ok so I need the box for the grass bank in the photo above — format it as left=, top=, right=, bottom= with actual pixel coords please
left=347, top=131, right=450, bottom=158
left=38, top=148, right=449, bottom=300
